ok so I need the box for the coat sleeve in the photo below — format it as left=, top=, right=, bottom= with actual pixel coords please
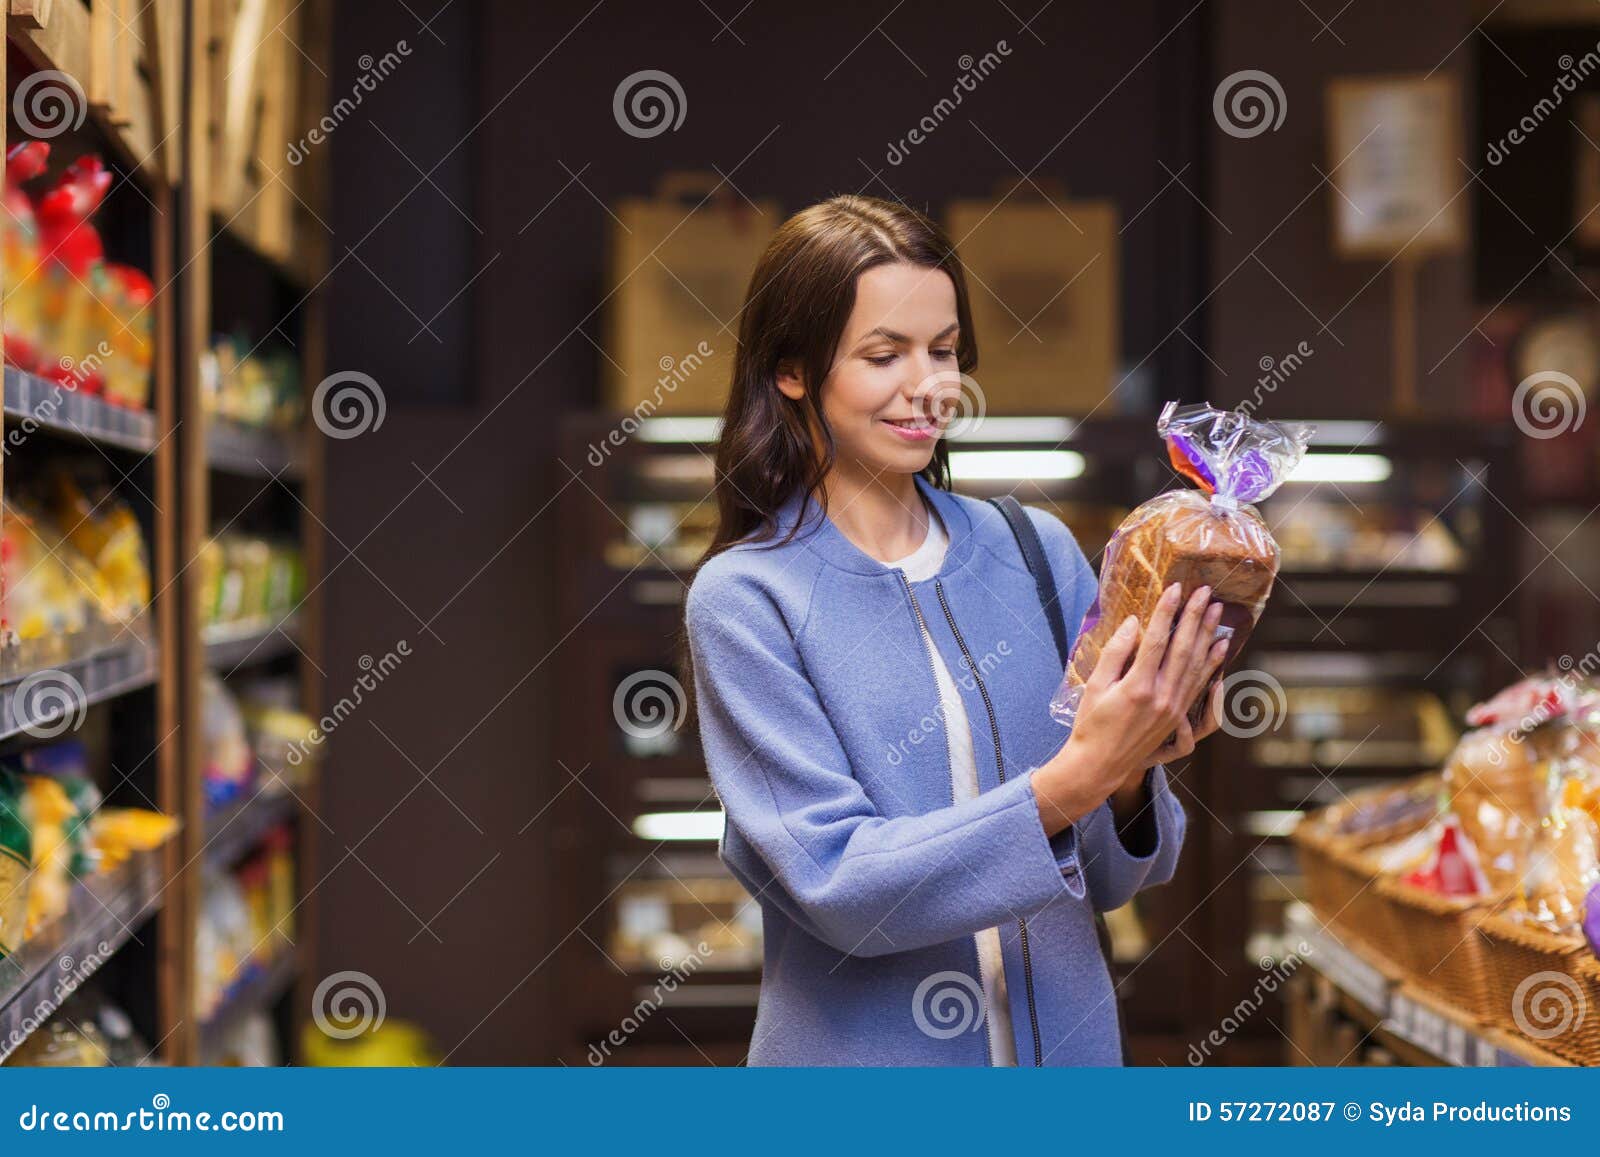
left=1025, top=507, right=1189, bottom=912
left=686, top=564, right=1084, bottom=958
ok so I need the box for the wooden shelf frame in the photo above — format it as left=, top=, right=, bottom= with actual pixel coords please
left=0, top=0, right=329, bottom=1067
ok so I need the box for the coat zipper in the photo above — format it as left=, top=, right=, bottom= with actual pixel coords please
left=934, top=579, right=1044, bottom=1068
left=898, top=574, right=993, bottom=1068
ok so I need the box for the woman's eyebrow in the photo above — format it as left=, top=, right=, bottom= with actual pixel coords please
left=855, top=322, right=960, bottom=346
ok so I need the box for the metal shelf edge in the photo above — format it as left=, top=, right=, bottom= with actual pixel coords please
left=3, top=368, right=159, bottom=453
left=0, top=847, right=170, bottom=1064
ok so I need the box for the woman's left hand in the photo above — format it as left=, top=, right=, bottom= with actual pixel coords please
left=1115, top=674, right=1226, bottom=798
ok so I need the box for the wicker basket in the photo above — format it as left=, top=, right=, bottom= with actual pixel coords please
left=1292, top=793, right=1436, bottom=968
left=1479, top=912, right=1600, bottom=1066
left=1371, top=877, right=1501, bottom=1021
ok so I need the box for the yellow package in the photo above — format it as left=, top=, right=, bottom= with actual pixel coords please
left=20, top=776, right=76, bottom=936
left=90, top=808, right=178, bottom=869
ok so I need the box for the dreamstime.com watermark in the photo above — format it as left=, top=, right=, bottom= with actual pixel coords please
left=912, top=970, right=986, bottom=1039
left=12, top=70, right=86, bottom=138
left=1217, top=668, right=1287, bottom=740
left=3, top=342, right=114, bottom=458
left=588, top=340, right=713, bottom=466
left=287, top=41, right=412, bottom=164
left=1187, top=942, right=1312, bottom=1064
left=1511, top=370, right=1585, bottom=440
left=1213, top=70, right=1286, bottom=139
left=613, top=70, right=686, bottom=138
left=17, top=1095, right=283, bottom=1134
left=1511, top=970, right=1588, bottom=1040
left=312, top=970, right=387, bottom=1040
left=312, top=371, right=386, bottom=440
left=285, top=642, right=411, bottom=767
left=1486, top=42, right=1600, bottom=165
left=885, top=41, right=1012, bottom=165
left=1479, top=644, right=1600, bottom=767
left=886, top=639, right=1010, bottom=766
left=587, top=941, right=712, bottom=1063
left=8, top=669, right=88, bottom=740
left=1241, top=340, right=1313, bottom=416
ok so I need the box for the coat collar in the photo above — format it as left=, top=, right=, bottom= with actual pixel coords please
left=773, top=474, right=980, bottom=578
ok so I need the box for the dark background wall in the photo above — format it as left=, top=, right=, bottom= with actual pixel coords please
left=1206, top=0, right=1478, bottom=414
left=317, top=0, right=1489, bottom=1063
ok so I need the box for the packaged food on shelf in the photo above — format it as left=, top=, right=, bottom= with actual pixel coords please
left=18, top=773, right=78, bottom=935
left=1270, top=498, right=1467, bottom=572
left=4, top=1017, right=109, bottom=1067
left=210, top=1011, right=280, bottom=1067
left=22, top=740, right=102, bottom=876
left=242, top=699, right=319, bottom=791
left=47, top=471, right=153, bottom=630
left=88, top=808, right=180, bottom=870
left=300, top=1019, right=438, bottom=1067
left=0, top=770, right=31, bottom=959
left=201, top=672, right=255, bottom=810
left=0, top=145, right=155, bottom=408
left=1053, top=401, right=1313, bottom=727
left=201, top=534, right=305, bottom=633
left=199, top=333, right=303, bottom=431
left=610, top=876, right=762, bottom=972
left=102, top=265, right=155, bottom=410
left=0, top=504, right=107, bottom=664
left=195, top=831, right=296, bottom=1019
left=3, top=143, right=51, bottom=373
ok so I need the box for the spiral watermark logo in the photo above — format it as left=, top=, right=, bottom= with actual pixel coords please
left=1512, top=970, right=1587, bottom=1040
left=1213, top=70, right=1286, bottom=139
left=312, top=970, right=387, bottom=1039
left=10, top=669, right=87, bottom=739
left=910, top=370, right=986, bottom=439
left=312, top=371, right=386, bottom=440
left=1218, top=668, right=1286, bottom=739
left=911, top=970, right=986, bottom=1039
left=151, top=1093, right=171, bottom=1111
left=13, top=70, right=87, bottom=139
left=1512, top=370, right=1586, bottom=439
left=612, top=670, right=687, bottom=740
left=613, top=70, right=686, bottom=138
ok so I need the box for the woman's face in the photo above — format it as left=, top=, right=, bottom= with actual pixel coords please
left=783, top=261, right=962, bottom=482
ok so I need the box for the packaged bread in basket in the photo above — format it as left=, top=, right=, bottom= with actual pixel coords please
left=1051, top=402, right=1312, bottom=727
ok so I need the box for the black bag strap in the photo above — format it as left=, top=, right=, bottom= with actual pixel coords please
left=987, top=494, right=1133, bottom=1066
left=987, top=496, right=1072, bottom=669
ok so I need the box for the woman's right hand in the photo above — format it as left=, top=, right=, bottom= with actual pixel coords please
left=1034, top=583, right=1226, bottom=835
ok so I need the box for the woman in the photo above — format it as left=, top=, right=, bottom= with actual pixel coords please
left=685, top=195, right=1227, bottom=1066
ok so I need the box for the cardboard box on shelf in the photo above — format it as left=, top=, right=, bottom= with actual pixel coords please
left=604, top=173, right=778, bottom=416
left=946, top=188, right=1120, bottom=414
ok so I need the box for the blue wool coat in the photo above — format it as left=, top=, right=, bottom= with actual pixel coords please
left=685, top=475, right=1186, bottom=1065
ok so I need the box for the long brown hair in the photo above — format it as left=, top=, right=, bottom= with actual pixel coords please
left=700, top=194, right=978, bottom=563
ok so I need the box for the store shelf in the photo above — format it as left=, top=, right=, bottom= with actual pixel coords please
left=198, top=949, right=300, bottom=1064
left=0, top=642, right=158, bottom=742
left=204, top=788, right=297, bottom=867
left=202, top=615, right=302, bottom=670
left=3, top=369, right=159, bottom=453
left=1286, top=904, right=1561, bottom=1067
left=206, top=418, right=305, bottom=479
left=0, top=847, right=170, bottom=1064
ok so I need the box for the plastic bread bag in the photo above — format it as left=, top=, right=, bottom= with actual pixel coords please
left=1514, top=777, right=1600, bottom=934
left=1440, top=726, right=1553, bottom=892
left=1051, top=402, right=1313, bottom=728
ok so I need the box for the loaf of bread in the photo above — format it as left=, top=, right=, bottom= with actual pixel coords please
left=1063, top=490, right=1279, bottom=726
left=1049, top=402, right=1312, bottom=729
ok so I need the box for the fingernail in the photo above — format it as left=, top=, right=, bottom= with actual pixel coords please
left=1164, top=583, right=1181, bottom=601
left=1119, top=615, right=1138, bottom=635
left=1195, top=585, right=1211, bottom=601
